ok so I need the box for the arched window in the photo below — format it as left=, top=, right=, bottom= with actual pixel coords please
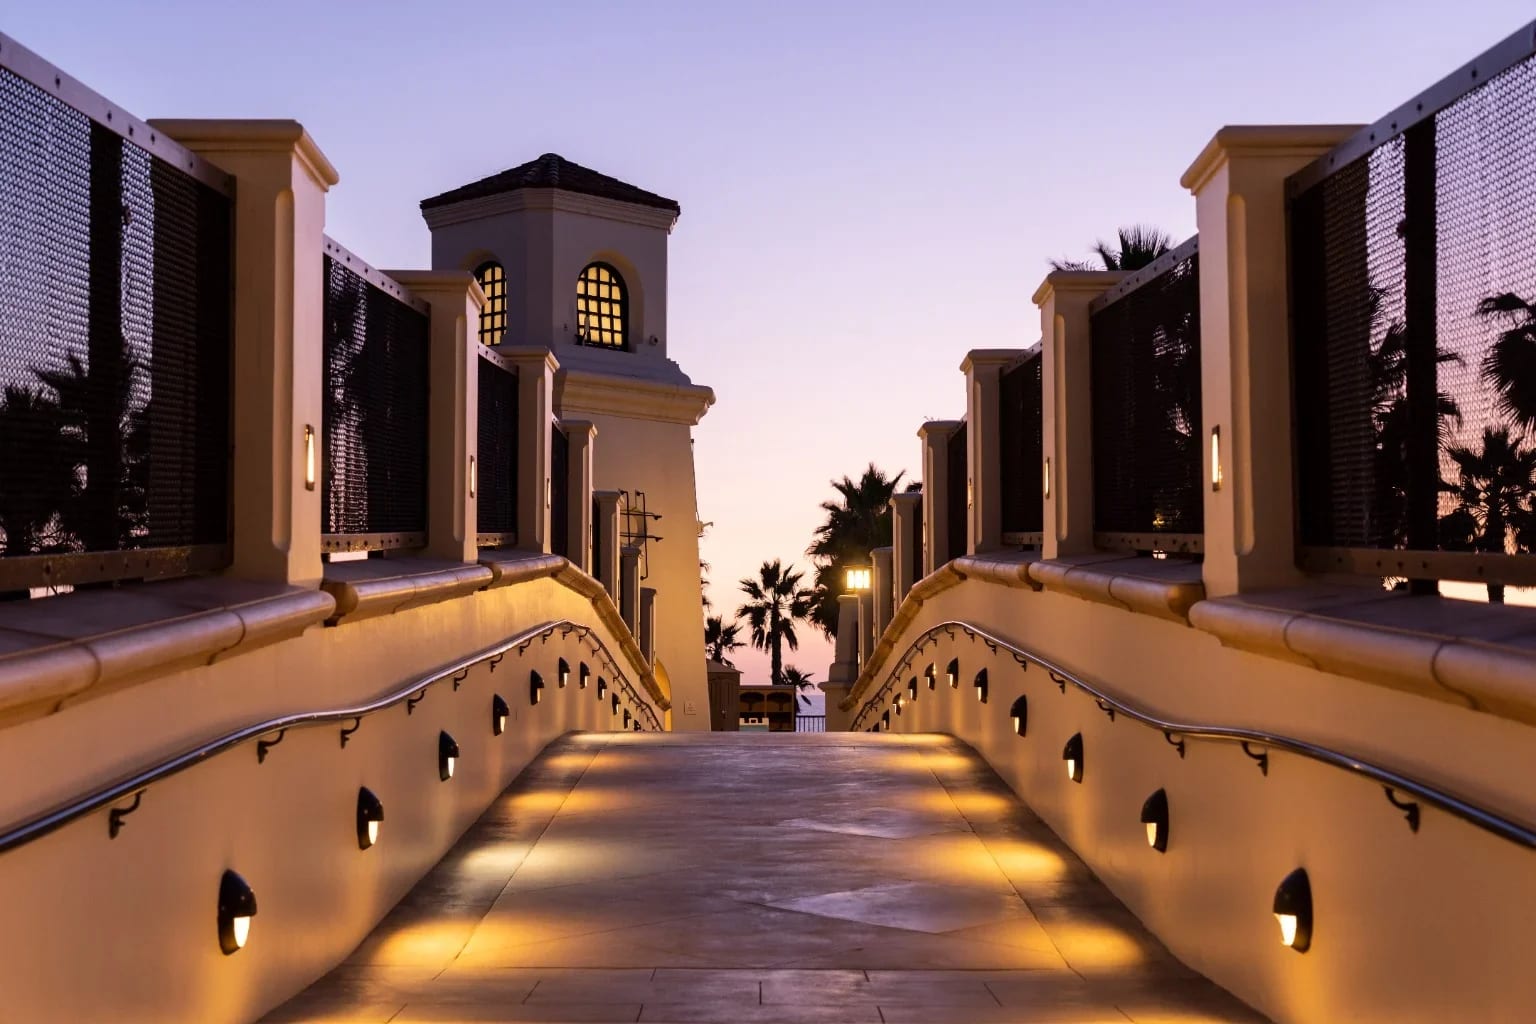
left=474, top=261, right=506, bottom=346
left=575, top=262, right=627, bottom=349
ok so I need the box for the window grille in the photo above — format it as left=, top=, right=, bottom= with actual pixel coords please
left=575, top=262, right=627, bottom=349
left=999, top=353, right=1044, bottom=544
left=474, top=261, right=506, bottom=346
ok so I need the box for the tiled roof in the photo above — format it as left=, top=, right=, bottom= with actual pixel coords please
left=420, top=153, right=680, bottom=214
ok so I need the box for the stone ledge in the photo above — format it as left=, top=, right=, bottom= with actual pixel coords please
left=321, top=559, right=495, bottom=625
left=1028, top=555, right=1205, bottom=623
left=0, top=579, right=335, bottom=722
left=955, top=552, right=1041, bottom=591
left=1188, top=587, right=1536, bottom=726
left=478, top=550, right=567, bottom=589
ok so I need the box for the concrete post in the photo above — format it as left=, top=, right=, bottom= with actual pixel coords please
left=593, top=490, right=622, bottom=600
left=891, top=491, right=922, bottom=600
left=639, top=587, right=657, bottom=664
left=918, top=421, right=961, bottom=574
left=1032, top=272, right=1124, bottom=559
left=822, top=593, right=861, bottom=731
left=562, top=420, right=597, bottom=574
left=500, top=347, right=558, bottom=554
left=857, top=592, right=874, bottom=670
left=150, top=120, right=336, bottom=586
left=962, top=350, right=1022, bottom=554
left=871, top=546, right=894, bottom=639
left=1183, top=126, right=1359, bottom=597
left=389, top=271, right=482, bottom=563
left=620, top=545, right=641, bottom=632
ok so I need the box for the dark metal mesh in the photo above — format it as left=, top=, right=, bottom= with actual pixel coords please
left=1089, top=247, right=1203, bottom=537
left=321, top=256, right=429, bottom=539
left=998, top=354, right=1043, bottom=536
left=476, top=354, right=518, bottom=539
left=550, top=423, right=569, bottom=558
left=912, top=490, right=924, bottom=574
left=946, top=422, right=967, bottom=559
left=1292, top=48, right=1536, bottom=585
left=0, top=67, right=231, bottom=583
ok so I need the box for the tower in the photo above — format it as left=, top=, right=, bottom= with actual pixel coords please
left=422, top=154, right=714, bottom=730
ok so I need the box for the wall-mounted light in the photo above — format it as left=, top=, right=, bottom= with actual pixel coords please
left=907, top=678, right=918, bottom=701
left=844, top=565, right=873, bottom=592
left=967, top=477, right=974, bottom=509
left=217, top=870, right=258, bottom=955
left=558, top=659, right=570, bottom=688
left=611, top=694, right=621, bottom=716
left=303, top=425, right=316, bottom=492
left=946, top=659, right=959, bottom=688
left=893, top=694, right=904, bottom=716
left=439, top=731, right=459, bottom=781
left=597, top=677, right=607, bottom=699
left=925, top=664, right=936, bottom=690
left=469, top=455, right=477, bottom=498
left=529, top=670, right=545, bottom=706
left=579, top=663, right=590, bottom=689
left=545, top=476, right=552, bottom=508
left=1063, top=733, right=1084, bottom=783
left=622, top=708, right=632, bottom=729
left=974, top=668, right=989, bottom=704
left=356, top=787, right=384, bottom=850
left=1273, top=869, right=1313, bottom=952
left=1211, top=425, right=1223, bottom=491
left=491, top=694, right=509, bottom=736
left=1140, top=788, right=1169, bottom=852
left=881, top=710, right=891, bottom=730
left=1010, top=695, right=1028, bottom=736
left=1043, top=457, right=1052, bottom=500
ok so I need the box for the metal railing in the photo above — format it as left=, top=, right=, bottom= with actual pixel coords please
left=320, top=237, right=431, bottom=555
left=999, top=350, right=1044, bottom=547
left=0, top=618, right=662, bottom=856
left=1290, top=20, right=1536, bottom=594
left=0, top=32, right=233, bottom=592
left=851, top=619, right=1536, bottom=850
left=475, top=348, right=518, bottom=549
left=797, top=714, right=827, bottom=733
left=1088, top=236, right=1203, bottom=555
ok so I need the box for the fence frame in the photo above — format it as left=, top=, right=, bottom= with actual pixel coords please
left=474, top=345, right=519, bottom=550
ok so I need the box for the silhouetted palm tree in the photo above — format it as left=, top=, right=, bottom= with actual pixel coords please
left=1479, top=292, right=1536, bottom=432
left=1051, top=225, right=1174, bottom=272
left=737, top=559, right=814, bottom=686
left=781, top=665, right=817, bottom=707
left=704, top=615, right=744, bottom=666
left=807, top=464, right=904, bottom=638
left=1439, top=427, right=1536, bottom=603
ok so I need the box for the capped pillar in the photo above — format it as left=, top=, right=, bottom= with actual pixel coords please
left=871, top=546, right=894, bottom=639
left=962, top=350, right=1024, bottom=554
left=823, top=593, right=861, bottom=731
left=918, top=421, right=961, bottom=574
left=620, top=545, right=641, bottom=632
left=593, top=490, right=622, bottom=601
left=891, top=490, right=922, bottom=599
left=499, top=347, right=559, bottom=553
left=562, top=419, right=597, bottom=574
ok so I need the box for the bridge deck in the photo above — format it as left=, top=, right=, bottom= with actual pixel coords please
left=264, top=732, right=1261, bottom=1023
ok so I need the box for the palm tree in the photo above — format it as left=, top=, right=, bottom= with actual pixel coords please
left=0, top=385, right=76, bottom=557
left=1050, top=225, right=1174, bottom=273
left=806, top=464, right=905, bottom=637
left=737, top=559, right=814, bottom=686
left=1478, top=292, right=1536, bottom=432
left=704, top=615, right=744, bottom=666
left=1439, top=427, right=1536, bottom=603
left=781, top=665, right=817, bottom=707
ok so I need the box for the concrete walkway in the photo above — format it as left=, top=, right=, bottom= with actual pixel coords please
left=264, top=733, right=1263, bottom=1023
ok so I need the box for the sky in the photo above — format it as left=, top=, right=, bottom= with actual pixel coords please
left=8, top=1, right=1532, bottom=688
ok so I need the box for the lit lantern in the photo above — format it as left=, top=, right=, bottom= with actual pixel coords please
left=1140, top=788, right=1169, bottom=852
left=439, top=731, right=459, bottom=781
left=1009, top=695, right=1028, bottom=737
left=1063, top=733, right=1084, bottom=783
left=217, top=870, right=257, bottom=955
left=491, top=694, right=509, bottom=736
left=356, top=787, right=384, bottom=850
left=1273, top=869, right=1313, bottom=952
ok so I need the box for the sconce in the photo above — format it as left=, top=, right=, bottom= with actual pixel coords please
left=947, top=659, right=959, bottom=688
left=303, top=425, right=316, bottom=492
left=1273, top=869, right=1313, bottom=952
left=1010, top=695, right=1028, bottom=737
left=907, top=678, right=918, bottom=701
left=925, top=664, right=936, bottom=690
left=844, top=565, right=873, bottom=592
left=530, top=670, right=545, bottom=706
left=579, top=663, right=590, bottom=689
left=217, top=870, right=258, bottom=955
left=1140, top=788, right=1169, bottom=852
left=1063, top=733, right=1084, bottom=783
left=558, top=659, right=570, bottom=688
left=974, top=668, right=989, bottom=704
left=356, top=787, right=384, bottom=850
left=439, top=731, right=460, bottom=781
left=1211, top=426, right=1223, bottom=491
left=1043, top=457, right=1052, bottom=500
left=491, top=694, right=509, bottom=736
left=469, top=455, right=477, bottom=498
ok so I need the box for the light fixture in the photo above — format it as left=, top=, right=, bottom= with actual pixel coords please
left=907, top=678, right=918, bottom=701
left=893, top=694, right=904, bottom=716
left=529, top=670, right=545, bottom=706
left=356, top=787, right=384, bottom=850
left=623, top=708, right=632, bottom=729
left=597, top=677, right=607, bottom=699
left=611, top=694, right=621, bottom=716
left=439, top=731, right=459, bottom=781
left=1063, top=733, right=1084, bottom=783
left=579, top=663, right=590, bottom=689
left=558, top=659, right=570, bottom=688
left=1010, top=695, right=1028, bottom=736
left=1211, top=425, right=1223, bottom=491
left=469, top=455, right=477, bottom=498
left=947, top=659, right=959, bottom=688
left=974, top=668, right=989, bottom=703
left=303, top=425, right=316, bottom=491
left=217, top=870, right=257, bottom=955
left=491, top=694, right=509, bottom=735
left=1273, top=869, right=1313, bottom=952
left=1043, top=457, right=1052, bottom=500
left=844, top=565, right=873, bottom=592
left=1140, top=788, right=1169, bottom=852
left=925, top=664, right=936, bottom=690
left=881, top=710, right=891, bottom=730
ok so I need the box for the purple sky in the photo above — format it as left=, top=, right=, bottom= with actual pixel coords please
left=11, top=2, right=1533, bottom=685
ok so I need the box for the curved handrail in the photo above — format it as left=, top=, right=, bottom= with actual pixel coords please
left=0, top=618, right=662, bottom=856
left=853, top=619, right=1536, bottom=850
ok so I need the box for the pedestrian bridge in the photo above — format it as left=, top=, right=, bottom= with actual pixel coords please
left=262, top=732, right=1258, bottom=1024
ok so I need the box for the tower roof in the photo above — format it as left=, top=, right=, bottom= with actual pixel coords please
left=420, top=153, right=680, bottom=214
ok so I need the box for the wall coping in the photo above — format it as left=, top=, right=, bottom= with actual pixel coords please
left=320, top=559, right=494, bottom=625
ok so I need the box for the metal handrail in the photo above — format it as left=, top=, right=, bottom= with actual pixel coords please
left=852, top=619, right=1536, bottom=850
left=0, top=619, right=662, bottom=856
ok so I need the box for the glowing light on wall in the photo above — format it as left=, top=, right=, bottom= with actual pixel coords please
left=579, top=663, right=590, bottom=689
left=529, top=670, right=545, bottom=706
left=1009, top=695, right=1028, bottom=736
left=491, top=694, right=509, bottom=736
left=1211, top=426, right=1223, bottom=491
left=946, top=659, right=959, bottom=688
left=1273, top=869, right=1313, bottom=952
left=356, top=787, right=384, bottom=850
left=845, top=565, right=873, bottom=592
left=974, top=668, right=989, bottom=703
left=303, top=426, right=316, bottom=491
left=439, top=731, right=459, bottom=781
left=1043, top=457, right=1052, bottom=500
left=908, top=678, right=918, bottom=701
left=469, top=455, right=477, bottom=498
left=925, top=664, right=936, bottom=690
left=558, top=659, right=570, bottom=688
left=1140, top=788, right=1168, bottom=852
left=217, top=870, right=257, bottom=955
left=1063, top=733, right=1084, bottom=783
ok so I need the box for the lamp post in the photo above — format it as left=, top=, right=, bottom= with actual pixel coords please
left=844, top=563, right=875, bottom=671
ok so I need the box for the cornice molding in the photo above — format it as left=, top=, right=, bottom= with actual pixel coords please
left=422, top=187, right=679, bottom=233
left=556, top=369, right=715, bottom=426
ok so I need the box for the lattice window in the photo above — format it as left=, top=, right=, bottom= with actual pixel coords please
left=576, top=262, right=627, bottom=349
left=474, top=261, right=506, bottom=346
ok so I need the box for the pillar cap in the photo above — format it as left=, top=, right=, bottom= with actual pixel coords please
left=498, top=345, right=561, bottom=374
left=1181, top=124, right=1361, bottom=194
left=559, top=418, right=598, bottom=439
left=148, top=118, right=339, bottom=189
left=1031, top=270, right=1125, bottom=307
left=918, top=418, right=962, bottom=440
left=892, top=490, right=923, bottom=504
left=960, top=349, right=1028, bottom=373
left=386, top=269, right=486, bottom=310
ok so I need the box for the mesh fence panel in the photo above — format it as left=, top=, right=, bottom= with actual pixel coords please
left=946, top=422, right=967, bottom=559
left=0, top=66, right=231, bottom=584
left=321, top=256, right=429, bottom=540
left=1292, top=47, right=1536, bottom=585
left=1089, top=246, right=1203, bottom=540
left=476, top=354, right=518, bottom=539
left=998, top=353, right=1043, bottom=536
left=550, top=423, right=569, bottom=558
